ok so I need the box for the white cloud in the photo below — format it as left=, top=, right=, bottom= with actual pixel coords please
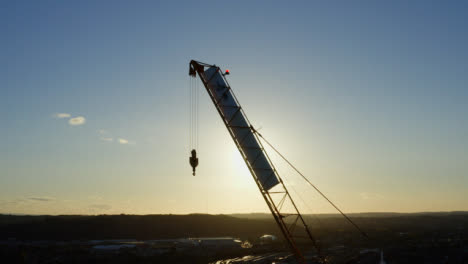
left=100, top=137, right=113, bottom=142
left=68, top=116, right=86, bottom=126
left=118, top=138, right=129, bottom=144
left=54, top=113, right=71, bottom=119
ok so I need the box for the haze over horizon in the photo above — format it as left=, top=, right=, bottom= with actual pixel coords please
left=2, top=1, right=467, bottom=215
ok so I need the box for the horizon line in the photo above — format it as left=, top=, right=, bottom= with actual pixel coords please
left=1, top=210, right=467, bottom=217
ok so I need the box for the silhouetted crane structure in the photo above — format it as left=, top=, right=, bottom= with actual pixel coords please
left=188, top=60, right=366, bottom=264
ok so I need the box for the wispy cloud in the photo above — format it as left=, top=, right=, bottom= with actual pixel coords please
left=0, top=198, right=27, bottom=206
left=54, top=113, right=71, bottom=119
left=68, top=116, right=86, bottom=126
left=97, top=130, right=133, bottom=145
left=118, top=138, right=129, bottom=144
left=28, top=197, right=55, bottom=202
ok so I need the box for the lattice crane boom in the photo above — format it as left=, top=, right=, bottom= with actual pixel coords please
left=189, top=60, right=320, bottom=264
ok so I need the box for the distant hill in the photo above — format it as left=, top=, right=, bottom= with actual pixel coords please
left=0, top=214, right=280, bottom=241
left=1, top=212, right=467, bottom=241
left=230, top=211, right=468, bottom=219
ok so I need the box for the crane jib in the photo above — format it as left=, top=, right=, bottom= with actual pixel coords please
left=190, top=60, right=325, bottom=263
left=201, top=67, right=280, bottom=191
left=191, top=61, right=366, bottom=263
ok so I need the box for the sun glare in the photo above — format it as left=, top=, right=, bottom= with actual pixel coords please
left=229, top=149, right=254, bottom=187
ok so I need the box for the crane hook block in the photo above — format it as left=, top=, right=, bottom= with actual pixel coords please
left=189, top=149, right=199, bottom=176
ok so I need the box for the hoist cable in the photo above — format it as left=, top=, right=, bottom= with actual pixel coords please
left=190, top=77, right=195, bottom=149
left=195, top=78, right=199, bottom=149
left=255, top=130, right=369, bottom=239
left=189, top=76, right=192, bottom=149
left=189, top=75, right=199, bottom=150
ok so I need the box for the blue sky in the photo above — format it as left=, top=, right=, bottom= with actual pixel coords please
left=1, top=0, right=467, bottom=214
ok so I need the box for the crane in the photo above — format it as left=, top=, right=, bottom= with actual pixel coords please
left=188, top=60, right=320, bottom=263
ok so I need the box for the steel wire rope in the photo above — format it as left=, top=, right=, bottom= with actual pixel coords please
left=189, top=76, right=192, bottom=149
left=278, top=166, right=331, bottom=237
left=267, top=145, right=333, bottom=256
left=196, top=77, right=199, bottom=149
left=271, top=155, right=325, bottom=228
left=255, top=130, right=369, bottom=239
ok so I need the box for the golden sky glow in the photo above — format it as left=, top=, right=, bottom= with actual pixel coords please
left=2, top=1, right=468, bottom=215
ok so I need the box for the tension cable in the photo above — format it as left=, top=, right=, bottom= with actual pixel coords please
left=254, top=129, right=369, bottom=239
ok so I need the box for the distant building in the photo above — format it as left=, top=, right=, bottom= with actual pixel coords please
left=259, top=234, right=277, bottom=244
left=190, top=237, right=242, bottom=248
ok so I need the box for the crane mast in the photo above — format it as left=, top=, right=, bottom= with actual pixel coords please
left=189, top=60, right=320, bottom=264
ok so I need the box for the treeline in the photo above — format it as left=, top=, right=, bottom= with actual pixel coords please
left=1, top=212, right=467, bottom=242
left=0, top=214, right=280, bottom=241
